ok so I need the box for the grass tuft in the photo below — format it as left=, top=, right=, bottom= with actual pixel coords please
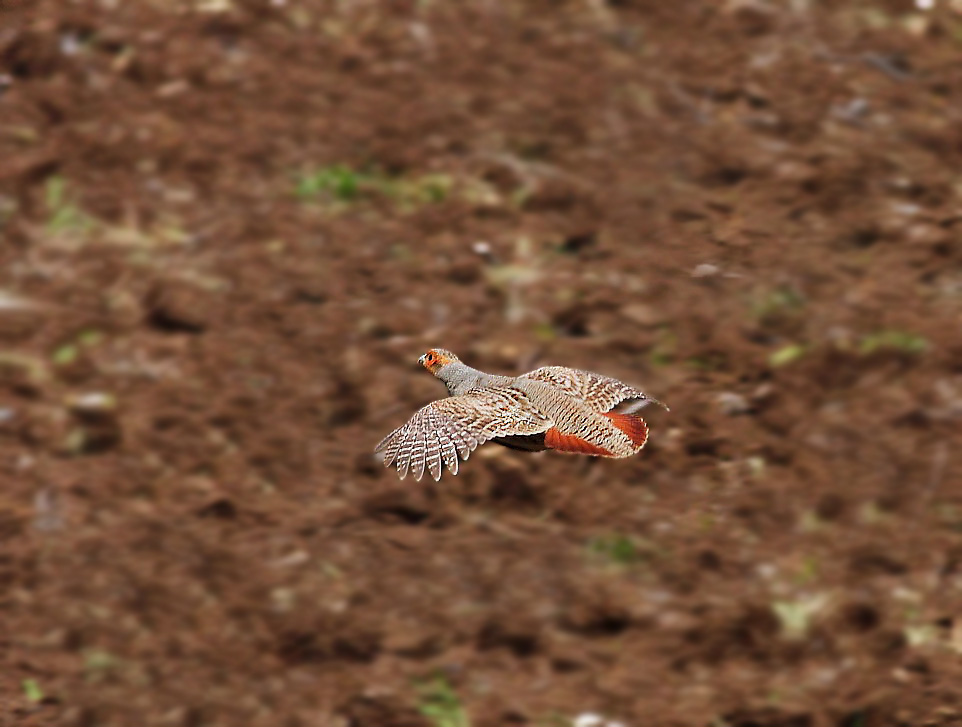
left=296, top=165, right=363, bottom=201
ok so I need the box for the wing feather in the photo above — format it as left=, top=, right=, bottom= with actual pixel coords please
left=430, top=407, right=459, bottom=478
left=375, top=387, right=550, bottom=481
left=520, top=366, right=664, bottom=413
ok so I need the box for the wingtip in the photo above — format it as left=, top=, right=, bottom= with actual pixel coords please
left=649, top=396, right=670, bottom=412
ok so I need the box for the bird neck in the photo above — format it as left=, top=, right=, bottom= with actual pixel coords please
left=436, top=361, right=485, bottom=396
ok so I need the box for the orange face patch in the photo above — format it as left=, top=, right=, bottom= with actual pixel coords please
left=420, top=349, right=445, bottom=372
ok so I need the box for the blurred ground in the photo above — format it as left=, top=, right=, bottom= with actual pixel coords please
left=2, top=0, right=962, bottom=725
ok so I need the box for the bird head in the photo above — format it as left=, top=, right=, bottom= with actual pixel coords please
left=418, top=348, right=459, bottom=374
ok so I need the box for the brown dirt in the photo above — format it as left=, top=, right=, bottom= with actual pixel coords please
left=2, top=1, right=962, bottom=725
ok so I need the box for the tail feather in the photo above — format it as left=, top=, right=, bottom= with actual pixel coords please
left=544, top=427, right=612, bottom=456
left=603, top=412, right=649, bottom=449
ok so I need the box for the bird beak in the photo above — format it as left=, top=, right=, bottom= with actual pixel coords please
left=418, top=354, right=427, bottom=366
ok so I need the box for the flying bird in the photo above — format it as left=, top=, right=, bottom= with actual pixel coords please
left=375, top=349, right=667, bottom=482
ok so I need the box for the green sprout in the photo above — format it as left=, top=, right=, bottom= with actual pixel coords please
left=83, top=649, right=122, bottom=682
left=21, top=679, right=43, bottom=703
left=416, top=677, right=470, bottom=727
left=45, top=176, right=93, bottom=235
left=587, top=533, right=656, bottom=566
left=768, top=344, right=806, bottom=367
left=52, top=344, right=79, bottom=366
left=296, top=165, right=364, bottom=201
left=858, top=330, right=927, bottom=355
left=772, top=593, right=828, bottom=640
left=752, top=286, right=805, bottom=320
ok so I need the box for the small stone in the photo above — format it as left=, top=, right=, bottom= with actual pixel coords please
left=773, top=160, right=818, bottom=185
left=472, top=240, right=494, bottom=260
left=574, top=714, right=605, bottom=727
left=905, top=223, right=949, bottom=247
left=692, top=263, right=720, bottom=278
left=716, top=391, right=751, bottom=415
left=620, top=303, right=663, bottom=326
left=156, top=80, right=190, bottom=98
left=66, top=392, right=117, bottom=414
left=0, top=291, right=41, bottom=311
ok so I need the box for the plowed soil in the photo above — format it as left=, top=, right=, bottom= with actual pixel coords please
left=2, top=1, right=962, bottom=725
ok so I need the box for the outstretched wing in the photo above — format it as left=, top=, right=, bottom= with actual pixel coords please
left=375, top=387, right=551, bottom=482
left=520, top=366, right=664, bottom=414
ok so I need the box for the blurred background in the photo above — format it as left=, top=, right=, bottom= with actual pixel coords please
left=2, top=0, right=962, bottom=725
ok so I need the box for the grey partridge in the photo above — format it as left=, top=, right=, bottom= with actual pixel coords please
left=375, top=349, right=667, bottom=481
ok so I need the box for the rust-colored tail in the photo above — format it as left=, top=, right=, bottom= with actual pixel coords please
left=603, top=412, right=649, bottom=449
left=544, top=427, right=612, bottom=456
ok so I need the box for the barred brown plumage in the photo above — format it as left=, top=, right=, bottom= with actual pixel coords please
left=375, top=349, right=668, bottom=481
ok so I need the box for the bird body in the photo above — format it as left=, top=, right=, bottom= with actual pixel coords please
left=376, top=349, right=666, bottom=482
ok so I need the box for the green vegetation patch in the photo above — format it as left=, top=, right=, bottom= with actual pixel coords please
left=416, top=676, right=470, bottom=727
left=858, top=330, right=927, bottom=355
left=752, top=286, right=806, bottom=320
left=296, top=165, right=452, bottom=210
left=21, top=678, right=43, bottom=703
left=768, top=343, right=806, bottom=368
left=587, top=533, right=658, bottom=566
left=46, top=176, right=94, bottom=236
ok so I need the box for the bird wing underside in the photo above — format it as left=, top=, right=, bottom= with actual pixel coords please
left=375, top=387, right=551, bottom=481
left=519, top=366, right=654, bottom=413
left=491, top=432, right=547, bottom=452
